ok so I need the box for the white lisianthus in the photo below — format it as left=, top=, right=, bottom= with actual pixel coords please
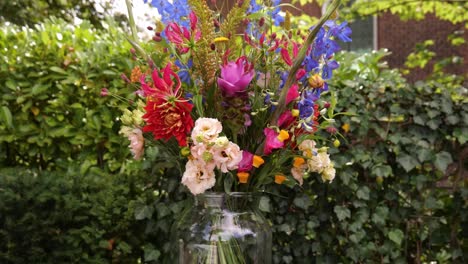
left=307, top=152, right=331, bottom=173
left=191, top=118, right=223, bottom=143
left=321, top=165, right=336, bottom=182
left=190, top=144, right=216, bottom=171
left=213, top=142, right=243, bottom=173
left=298, top=139, right=317, bottom=158
left=181, top=160, right=216, bottom=195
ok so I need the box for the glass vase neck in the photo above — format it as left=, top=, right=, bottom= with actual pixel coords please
left=196, top=192, right=255, bottom=211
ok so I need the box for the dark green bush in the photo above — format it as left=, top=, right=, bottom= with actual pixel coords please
left=0, top=166, right=152, bottom=263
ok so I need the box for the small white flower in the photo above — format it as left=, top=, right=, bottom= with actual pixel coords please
left=298, top=139, right=317, bottom=158
left=307, top=152, right=331, bottom=173
left=181, top=160, right=216, bottom=195
left=191, top=118, right=223, bottom=143
left=321, top=166, right=336, bottom=182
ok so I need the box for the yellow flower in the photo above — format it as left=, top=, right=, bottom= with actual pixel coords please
left=252, top=155, right=265, bottom=168
left=274, top=174, right=286, bottom=184
left=237, top=172, right=249, bottom=184
left=277, top=130, right=290, bottom=142
left=293, top=157, right=305, bottom=168
left=341, top=123, right=350, bottom=133
left=291, top=109, right=299, bottom=117
left=213, top=37, right=229, bottom=43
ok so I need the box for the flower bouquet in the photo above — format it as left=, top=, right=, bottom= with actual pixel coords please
left=117, top=0, right=351, bottom=262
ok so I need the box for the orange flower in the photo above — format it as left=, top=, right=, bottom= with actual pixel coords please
left=274, top=174, right=286, bottom=184
left=342, top=123, right=350, bottom=133
left=293, top=157, right=305, bottom=168
left=237, top=172, right=249, bottom=184
left=130, top=66, right=143, bottom=83
left=252, top=155, right=265, bottom=168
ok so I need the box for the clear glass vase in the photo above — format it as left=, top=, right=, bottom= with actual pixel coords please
left=178, top=192, right=272, bottom=264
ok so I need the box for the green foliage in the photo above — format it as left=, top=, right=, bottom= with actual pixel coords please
left=0, top=0, right=107, bottom=27
left=0, top=18, right=134, bottom=172
left=0, top=166, right=154, bottom=263
left=296, top=0, right=468, bottom=26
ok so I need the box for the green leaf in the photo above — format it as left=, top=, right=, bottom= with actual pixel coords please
left=434, top=151, right=453, bottom=172
left=258, top=196, right=271, bottom=213
left=49, top=66, right=67, bottom=74
left=134, top=204, right=154, bottom=220
left=293, top=194, right=311, bottom=210
left=144, top=248, right=161, bottom=261
left=0, top=106, right=13, bottom=129
left=397, top=154, right=419, bottom=172
left=334, top=205, right=351, bottom=221
left=388, top=229, right=404, bottom=246
left=356, top=187, right=370, bottom=200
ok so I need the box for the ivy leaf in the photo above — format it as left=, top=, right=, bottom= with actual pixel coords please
left=434, top=151, right=453, bottom=172
left=134, top=204, right=154, bottom=220
left=144, top=248, right=161, bottom=261
left=388, top=229, right=404, bottom=246
left=397, top=154, right=419, bottom=172
left=293, top=194, right=311, bottom=210
left=334, top=205, right=351, bottom=221
left=259, top=196, right=271, bottom=213
left=356, top=187, right=370, bottom=200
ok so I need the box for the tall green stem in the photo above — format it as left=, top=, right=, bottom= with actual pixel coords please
left=125, top=0, right=138, bottom=41
left=269, top=0, right=342, bottom=126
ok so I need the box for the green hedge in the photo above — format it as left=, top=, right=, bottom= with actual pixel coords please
left=0, top=18, right=134, bottom=172
left=0, top=19, right=466, bottom=263
left=0, top=166, right=152, bottom=263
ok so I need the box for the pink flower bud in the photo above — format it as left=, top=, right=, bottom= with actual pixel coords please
left=326, top=126, right=337, bottom=134
left=100, top=88, right=109, bottom=96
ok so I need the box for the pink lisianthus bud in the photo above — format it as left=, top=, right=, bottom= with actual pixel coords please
left=217, top=57, right=255, bottom=97
left=326, top=126, right=337, bottom=134
left=100, top=88, right=109, bottom=97
left=121, top=73, right=131, bottom=83
left=263, top=128, right=284, bottom=155
left=130, top=48, right=136, bottom=54
left=324, top=102, right=331, bottom=108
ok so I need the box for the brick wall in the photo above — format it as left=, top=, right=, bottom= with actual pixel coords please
left=377, top=13, right=468, bottom=82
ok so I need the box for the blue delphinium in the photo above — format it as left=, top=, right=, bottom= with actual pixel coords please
left=147, top=0, right=191, bottom=27
left=175, top=59, right=193, bottom=85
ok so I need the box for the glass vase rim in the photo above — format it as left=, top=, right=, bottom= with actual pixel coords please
left=198, top=191, right=254, bottom=198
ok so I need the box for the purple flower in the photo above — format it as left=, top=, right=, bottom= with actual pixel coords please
left=330, top=21, right=352, bottom=43
left=322, top=60, right=339, bottom=80
left=217, top=57, right=255, bottom=97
